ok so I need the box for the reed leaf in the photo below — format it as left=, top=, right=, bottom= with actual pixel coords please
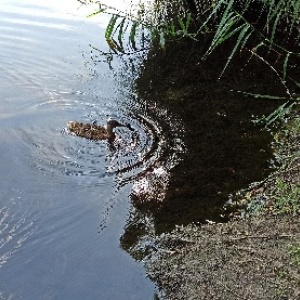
left=117, top=17, right=126, bottom=45
left=288, top=1, right=300, bottom=35
left=269, top=11, right=280, bottom=48
left=106, top=38, right=118, bottom=53
left=263, top=101, right=295, bottom=126
left=204, top=14, right=240, bottom=58
left=283, top=52, right=290, bottom=82
left=178, top=17, right=187, bottom=33
left=235, top=91, right=288, bottom=100
left=105, top=14, right=119, bottom=39
left=220, top=24, right=251, bottom=78
left=196, top=0, right=227, bottom=33
left=129, top=22, right=139, bottom=49
left=87, top=8, right=106, bottom=18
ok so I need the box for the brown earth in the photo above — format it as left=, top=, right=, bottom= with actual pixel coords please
left=144, top=114, right=300, bottom=300
left=146, top=214, right=300, bottom=300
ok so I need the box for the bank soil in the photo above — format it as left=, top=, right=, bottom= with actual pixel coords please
left=146, top=215, right=300, bottom=299
left=144, top=116, right=300, bottom=300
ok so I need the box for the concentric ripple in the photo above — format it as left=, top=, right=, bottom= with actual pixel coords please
left=110, top=110, right=185, bottom=185
left=14, top=106, right=185, bottom=188
left=0, top=0, right=186, bottom=189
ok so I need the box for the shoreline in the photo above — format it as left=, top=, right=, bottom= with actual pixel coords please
left=143, top=113, right=300, bottom=299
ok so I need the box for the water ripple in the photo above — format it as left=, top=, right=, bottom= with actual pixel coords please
left=0, top=205, right=37, bottom=268
left=0, top=0, right=185, bottom=191
left=114, top=112, right=185, bottom=183
left=13, top=107, right=185, bottom=189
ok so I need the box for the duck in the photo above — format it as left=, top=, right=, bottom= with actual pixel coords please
left=67, top=119, right=133, bottom=142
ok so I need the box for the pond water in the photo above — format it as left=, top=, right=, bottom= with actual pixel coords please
left=0, top=0, right=179, bottom=299
left=0, top=0, right=281, bottom=297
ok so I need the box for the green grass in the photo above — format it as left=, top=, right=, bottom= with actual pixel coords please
left=287, top=244, right=300, bottom=265
left=274, top=178, right=300, bottom=215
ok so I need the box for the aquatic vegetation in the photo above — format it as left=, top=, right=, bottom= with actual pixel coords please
left=77, top=0, right=198, bottom=52
left=78, top=0, right=300, bottom=123
left=274, top=178, right=300, bottom=215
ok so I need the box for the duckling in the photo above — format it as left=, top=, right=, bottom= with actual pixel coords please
left=67, top=119, right=133, bottom=142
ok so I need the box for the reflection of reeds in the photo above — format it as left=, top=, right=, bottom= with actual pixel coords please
left=81, top=0, right=300, bottom=122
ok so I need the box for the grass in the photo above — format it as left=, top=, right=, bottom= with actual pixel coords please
left=287, top=244, right=300, bottom=265
left=228, top=108, right=300, bottom=218
left=274, top=179, right=300, bottom=215
left=270, top=114, right=300, bottom=215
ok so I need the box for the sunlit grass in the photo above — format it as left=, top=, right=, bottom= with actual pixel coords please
left=287, top=244, right=300, bottom=265
left=274, top=178, right=300, bottom=215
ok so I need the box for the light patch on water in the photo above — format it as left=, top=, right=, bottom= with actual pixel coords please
left=0, top=291, right=14, bottom=300
left=1, top=17, right=76, bottom=31
left=0, top=0, right=154, bottom=28
left=0, top=204, right=38, bottom=268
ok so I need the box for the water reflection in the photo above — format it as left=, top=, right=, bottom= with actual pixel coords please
left=0, top=0, right=157, bottom=299
left=131, top=37, right=283, bottom=235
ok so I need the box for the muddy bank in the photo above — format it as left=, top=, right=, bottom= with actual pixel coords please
left=145, top=215, right=300, bottom=300
left=143, top=113, right=300, bottom=300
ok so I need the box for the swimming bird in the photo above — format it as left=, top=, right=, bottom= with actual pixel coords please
left=67, top=119, right=133, bottom=142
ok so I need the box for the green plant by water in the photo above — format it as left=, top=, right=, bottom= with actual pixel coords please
left=78, top=0, right=300, bottom=122
left=274, top=178, right=300, bottom=215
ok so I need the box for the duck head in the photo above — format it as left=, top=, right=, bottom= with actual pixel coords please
left=107, top=119, right=134, bottom=133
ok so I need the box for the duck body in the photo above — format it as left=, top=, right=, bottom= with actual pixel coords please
left=67, top=119, right=132, bottom=142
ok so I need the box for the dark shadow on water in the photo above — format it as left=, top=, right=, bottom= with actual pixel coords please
left=132, top=37, right=285, bottom=234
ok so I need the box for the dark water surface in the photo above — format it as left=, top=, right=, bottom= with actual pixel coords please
left=0, top=1, right=172, bottom=299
